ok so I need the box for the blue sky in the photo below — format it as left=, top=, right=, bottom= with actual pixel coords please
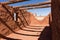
left=0, top=0, right=51, bottom=16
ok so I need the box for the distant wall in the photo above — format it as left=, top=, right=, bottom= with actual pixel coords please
left=29, top=13, right=49, bottom=26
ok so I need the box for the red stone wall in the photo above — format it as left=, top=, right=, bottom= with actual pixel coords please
left=0, top=4, right=20, bottom=36
left=0, top=4, right=31, bottom=37
left=41, top=15, right=49, bottom=26
left=29, top=13, right=49, bottom=26
left=14, top=9, right=31, bottom=26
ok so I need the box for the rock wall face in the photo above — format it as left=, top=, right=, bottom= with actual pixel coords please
left=29, top=13, right=42, bottom=26
left=0, top=4, right=16, bottom=36
left=50, top=0, right=60, bottom=40
left=0, top=4, right=31, bottom=37
left=15, top=9, right=31, bottom=26
left=40, top=15, right=49, bottom=26
left=30, top=13, right=49, bottom=26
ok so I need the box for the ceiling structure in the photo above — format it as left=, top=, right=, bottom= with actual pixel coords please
left=13, top=1, right=51, bottom=10
left=0, top=0, right=51, bottom=10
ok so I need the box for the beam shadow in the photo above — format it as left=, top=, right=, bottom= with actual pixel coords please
left=0, top=18, right=21, bottom=33
left=1, top=4, right=30, bottom=30
left=24, top=26, right=43, bottom=29
left=2, top=4, right=13, bottom=18
left=21, top=28, right=42, bottom=32
left=23, top=27, right=42, bottom=30
left=0, top=34, right=21, bottom=40
left=28, top=26, right=44, bottom=27
left=1, top=4, right=23, bottom=30
left=17, top=16, right=26, bottom=27
left=19, top=10, right=29, bottom=26
left=2, top=4, right=27, bottom=30
left=2, top=4, right=30, bottom=29
left=14, top=8, right=28, bottom=27
left=0, top=18, right=39, bottom=37
left=38, top=26, right=52, bottom=40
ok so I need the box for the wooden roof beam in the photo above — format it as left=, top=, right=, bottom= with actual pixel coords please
left=14, top=1, right=51, bottom=8
left=18, top=5, right=51, bottom=10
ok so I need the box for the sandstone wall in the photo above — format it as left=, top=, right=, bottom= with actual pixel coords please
left=41, top=15, right=49, bottom=26
left=16, top=9, right=31, bottom=26
left=0, top=4, right=17, bottom=36
left=30, top=13, right=49, bottom=26
left=0, top=4, right=31, bottom=38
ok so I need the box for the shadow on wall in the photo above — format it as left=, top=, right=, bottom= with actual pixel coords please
left=38, top=26, right=52, bottom=40
left=0, top=34, right=21, bottom=40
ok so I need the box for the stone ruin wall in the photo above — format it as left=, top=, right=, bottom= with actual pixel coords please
left=0, top=4, right=31, bottom=37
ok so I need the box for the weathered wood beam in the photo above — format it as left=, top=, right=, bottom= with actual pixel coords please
left=1, top=0, right=29, bottom=5
left=14, top=1, right=51, bottom=8
left=17, top=5, right=51, bottom=10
